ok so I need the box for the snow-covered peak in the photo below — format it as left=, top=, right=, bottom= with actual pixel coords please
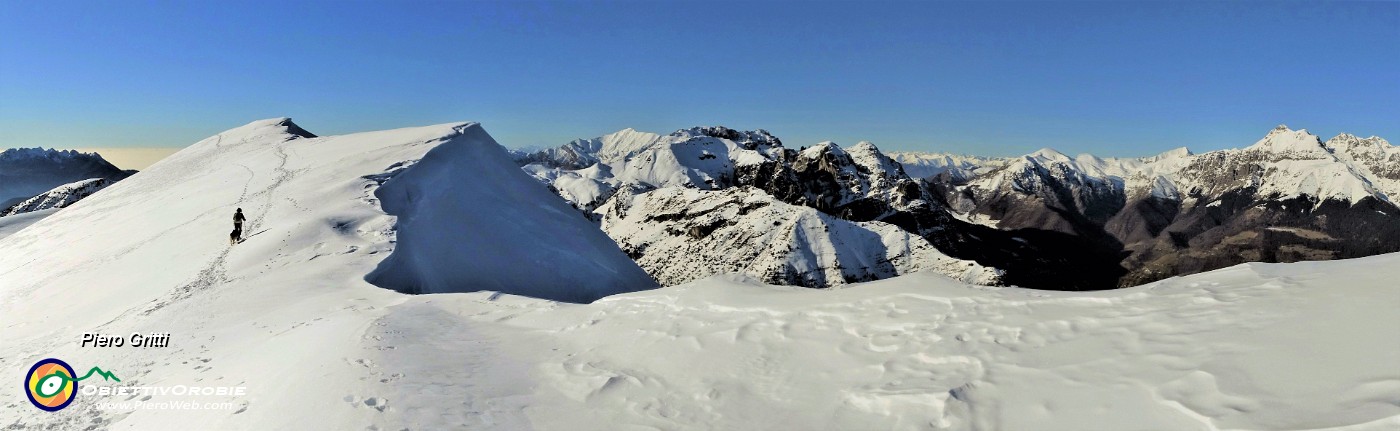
left=0, top=147, right=104, bottom=163
left=1326, top=133, right=1394, bottom=155
left=594, top=128, right=668, bottom=162
left=845, top=141, right=904, bottom=176
left=222, top=117, right=318, bottom=140
left=1148, top=147, right=1193, bottom=161
left=1247, top=125, right=1326, bottom=156
left=800, top=141, right=845, bottom=159
left=670, top=126, right=783, bottom=150
left=1028, top=147, right=1072, bottom=163
left=849, top=141, right=878, bottom=152
left=845, top=141, right=883, bottom=161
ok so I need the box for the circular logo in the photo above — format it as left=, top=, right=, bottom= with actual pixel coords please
left=25, top=358, right=77, bottom=411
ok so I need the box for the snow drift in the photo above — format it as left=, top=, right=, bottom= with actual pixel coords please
left=364, top=122, right=656, bottom=302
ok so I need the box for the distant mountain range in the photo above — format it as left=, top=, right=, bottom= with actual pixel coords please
left=515, top=125, right=1399, bottom=290
left=0, top=148, right=132, bottom=212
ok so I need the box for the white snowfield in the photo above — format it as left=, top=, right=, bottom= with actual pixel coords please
left=1, top=119, right=1397, bottom=430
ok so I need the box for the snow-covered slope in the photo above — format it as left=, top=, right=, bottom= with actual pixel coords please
left=0, top=118, right=654, bottom=429
left=521, top=162, right=621, bottom=214
left=0, top=147, right=131, bottom=208
left=600, top=186, right=1000, bottom=287
left=1, top=177, right=116, bottom=216
left=451, top=254, right=1399, bottom=431
left=0, top=208, right=58, bottom=241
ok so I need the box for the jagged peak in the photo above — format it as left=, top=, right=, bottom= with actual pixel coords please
left=3, top=147, right=90, bottom=158
left=1327, top=132, right=1391, bottom=146
left=671, top=126, right=783, bottom=148
left=0, top=147, right=111, bottom=164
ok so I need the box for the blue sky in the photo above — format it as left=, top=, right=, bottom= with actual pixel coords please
left=2, top=0, right=1397, bottom=159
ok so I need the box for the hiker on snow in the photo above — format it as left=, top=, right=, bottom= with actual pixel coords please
left=231, top=208, right=246, bottom=244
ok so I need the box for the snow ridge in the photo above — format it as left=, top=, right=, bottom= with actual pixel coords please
left=1, top=177, right=114, bottom=216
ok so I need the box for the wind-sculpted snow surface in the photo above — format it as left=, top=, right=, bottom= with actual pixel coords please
left=358, top=256, right=1400, bottom=430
